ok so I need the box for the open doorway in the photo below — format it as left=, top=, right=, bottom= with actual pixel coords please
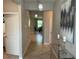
left=29, top=11, right=53, bottom=45
left=28, top=10, right=54, bottom=45
left=29, top=11, right=44, bottom=45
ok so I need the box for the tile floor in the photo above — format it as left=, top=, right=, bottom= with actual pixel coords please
left=24, top=42, right=51, bottom=59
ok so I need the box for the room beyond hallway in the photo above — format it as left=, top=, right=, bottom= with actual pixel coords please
left=36, top=32, right=43, bottom=45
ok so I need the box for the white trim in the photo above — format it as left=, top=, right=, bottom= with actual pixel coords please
left=3, top=12, right=18, bottom=14
left=76, top=0, right=79, bottom=59
left=18, top=1, right=22, bottom=56
left=19, top=56, right=23, bottom=59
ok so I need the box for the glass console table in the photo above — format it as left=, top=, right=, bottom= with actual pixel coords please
left=59, top=48, right=75, bottom=59
left=58, top=39, right=75, bottom=59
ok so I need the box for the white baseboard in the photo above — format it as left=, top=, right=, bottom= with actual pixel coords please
left=6, top=49, right=20, bottom=56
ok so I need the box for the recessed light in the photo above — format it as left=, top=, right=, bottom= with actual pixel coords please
left=38, top=3, right=43, bottom=11
left=35, top=14, right=38, bottom=18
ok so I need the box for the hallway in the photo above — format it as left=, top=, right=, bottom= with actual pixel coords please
left=3, top=0, right=76, bottom=59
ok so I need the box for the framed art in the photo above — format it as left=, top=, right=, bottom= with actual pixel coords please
left=60, top=0, right=76, bottom=44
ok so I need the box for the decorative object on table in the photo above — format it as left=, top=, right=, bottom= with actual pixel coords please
left=57, top=34, right=60, bottom=59
left=60, top=0, right=76, bottom=44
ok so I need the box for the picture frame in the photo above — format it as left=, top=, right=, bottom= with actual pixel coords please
left=60, top=0, right=76, bottom=44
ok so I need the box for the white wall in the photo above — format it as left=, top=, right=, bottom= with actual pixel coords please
left=61, top=0, right=76, bottom=57
left=43, top=11, right=53, bottom=45
left=76, top=0, right=79, bottom=59
left=3, top=0, right=18, bottom=12
left=51, top=0, right=61, bottom=59
left=21, top=6, right=31, bottom=56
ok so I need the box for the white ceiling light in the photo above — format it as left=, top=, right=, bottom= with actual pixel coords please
left=35, top=14, right=38, bottom=18
left=38, top=3, right=43, bottom=11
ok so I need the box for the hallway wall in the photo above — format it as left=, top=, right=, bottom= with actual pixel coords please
left=29, top=12, right=36, bottom=33
left=21, top=4, right=32, bottom=56
left=51, top=0, right=61, bottom=59
left=22, top=11, right=31, bottom=55
left=43, top=11, right=53, bottom=45
left=53, top=0, right=76, bottom=57
left=61, top=0, right=76, bottom=57
left=3, top=0, right=18, bottom=12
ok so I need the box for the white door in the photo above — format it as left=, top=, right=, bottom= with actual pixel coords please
left=5, top=14, right=20, bottom=55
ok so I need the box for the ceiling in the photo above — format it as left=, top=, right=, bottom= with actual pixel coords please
left=23, top=0, right=55, bottom=10
left=29, top=11, right=43, bottom=18
left=24, top=0, right=55, bottom=3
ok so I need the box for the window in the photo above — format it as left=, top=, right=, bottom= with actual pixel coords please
left=37, top=20, right=43, bottom=28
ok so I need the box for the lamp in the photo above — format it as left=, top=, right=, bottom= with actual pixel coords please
left=63, top=36, right=66, bottom=43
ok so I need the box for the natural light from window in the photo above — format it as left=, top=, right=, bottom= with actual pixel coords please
left=37, top=20, right=43, bottom=28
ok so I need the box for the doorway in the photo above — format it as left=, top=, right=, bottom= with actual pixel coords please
left=28, top=10, right=53, bottom=45
left=29, top=11, right=44, bottom=45
left=35, top=19, right=44, bottom=44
